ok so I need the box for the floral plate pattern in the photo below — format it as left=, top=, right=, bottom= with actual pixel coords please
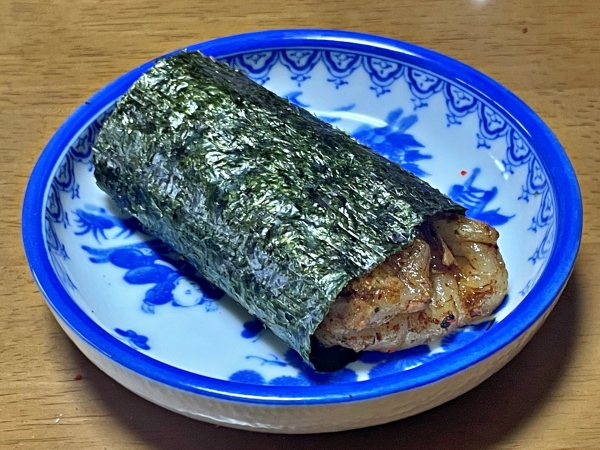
left=23, top=29, right=581, bottom=433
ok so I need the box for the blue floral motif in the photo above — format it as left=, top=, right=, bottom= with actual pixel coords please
left=280, top=49, right=321, bottom=85
left=523, top=158, right=549, bottom=203
left=362, top=345, right=436, bottom=376
left=448, top=168, right=514, bottom=226
left=71, top=108, right=113, bottom=161
left=477, top=103, right=509, bottom=148
left=504, top=128, right=532, bottom=170
left=54, top=154, right=78, bottom=199
left=365, top=57, right=405, bottom=96
left=322, top=51, right=362, bottom=88
left=229, top=370, right=265, bottom=384
left=44, top=109, right=113, bottom=292
left=505, top=130, right=553, bottom=225
left=115, top=328, right=150, bottom=350
left=46, top=184, right=69, bottom=228
left=501, top=129, right=554, bottom=276
left=527, top=196, right=555, bottom=267
left=352, top=107, right=431, bottom=177
left=222, top=50, right=409, bottom=96
left=284, top=90, right=357, bottom=125
left=284, top=91, right=310, bottom=108
left=241, top=318, right=264, bottom=340
left=225, top=51, right=279, bottom=85
left=82, top=240, right=224, bottom=313
left=245, top=354, right=287, bottom=367
left=444, top=83, right=479, bottom=126
left=229, top=349, right=358, bottom=385
left=45, top=217, right=68, bottom=260
left=45, top=215, right=75, bottom=291
left=73, top=204, right=144, bottom=242
left=403, top=68, right=512, bottom=148
left=405, top=67, right=444, bottom=108
left=51, top=109, right=113, bottom=202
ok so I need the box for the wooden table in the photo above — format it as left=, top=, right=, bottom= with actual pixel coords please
left=2, top=0, right=599, bottom=448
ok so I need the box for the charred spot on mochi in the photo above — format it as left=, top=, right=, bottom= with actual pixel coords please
left=440, top=312, right=456, bottom=329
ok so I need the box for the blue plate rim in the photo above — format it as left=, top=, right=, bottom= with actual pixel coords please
left=22, top=28, right=582, bottom=406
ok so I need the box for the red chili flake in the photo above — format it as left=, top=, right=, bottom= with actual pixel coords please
left=376, top=332, right=382, bottom=341
left=460, top=170, right=467, bottom=176
left=522, top=27, right=528, bottom=33
left=392, top=324, right=400, bottom=331
left=74, top=374, right=83, bottom=380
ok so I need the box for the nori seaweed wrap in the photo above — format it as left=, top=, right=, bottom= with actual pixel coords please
left=92, top=51, right=465, bottom=365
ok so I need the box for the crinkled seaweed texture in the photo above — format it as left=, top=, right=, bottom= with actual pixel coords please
left=92, top=51, right=464, bottom=364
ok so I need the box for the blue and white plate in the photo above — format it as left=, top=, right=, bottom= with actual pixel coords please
left=22, top=29, right=582, bottom=433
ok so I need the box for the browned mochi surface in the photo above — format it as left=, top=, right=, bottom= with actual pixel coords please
left=314, top=213, right=508, bottom=352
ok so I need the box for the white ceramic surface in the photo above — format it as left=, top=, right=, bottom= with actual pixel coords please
left=22, top=29, right=582, bottom=433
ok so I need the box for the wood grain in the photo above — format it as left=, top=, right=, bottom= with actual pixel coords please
left=2, top=0, right=599, bottom=448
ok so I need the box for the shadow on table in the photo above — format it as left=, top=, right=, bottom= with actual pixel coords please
left=69, top=265, right=582, bottom=450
